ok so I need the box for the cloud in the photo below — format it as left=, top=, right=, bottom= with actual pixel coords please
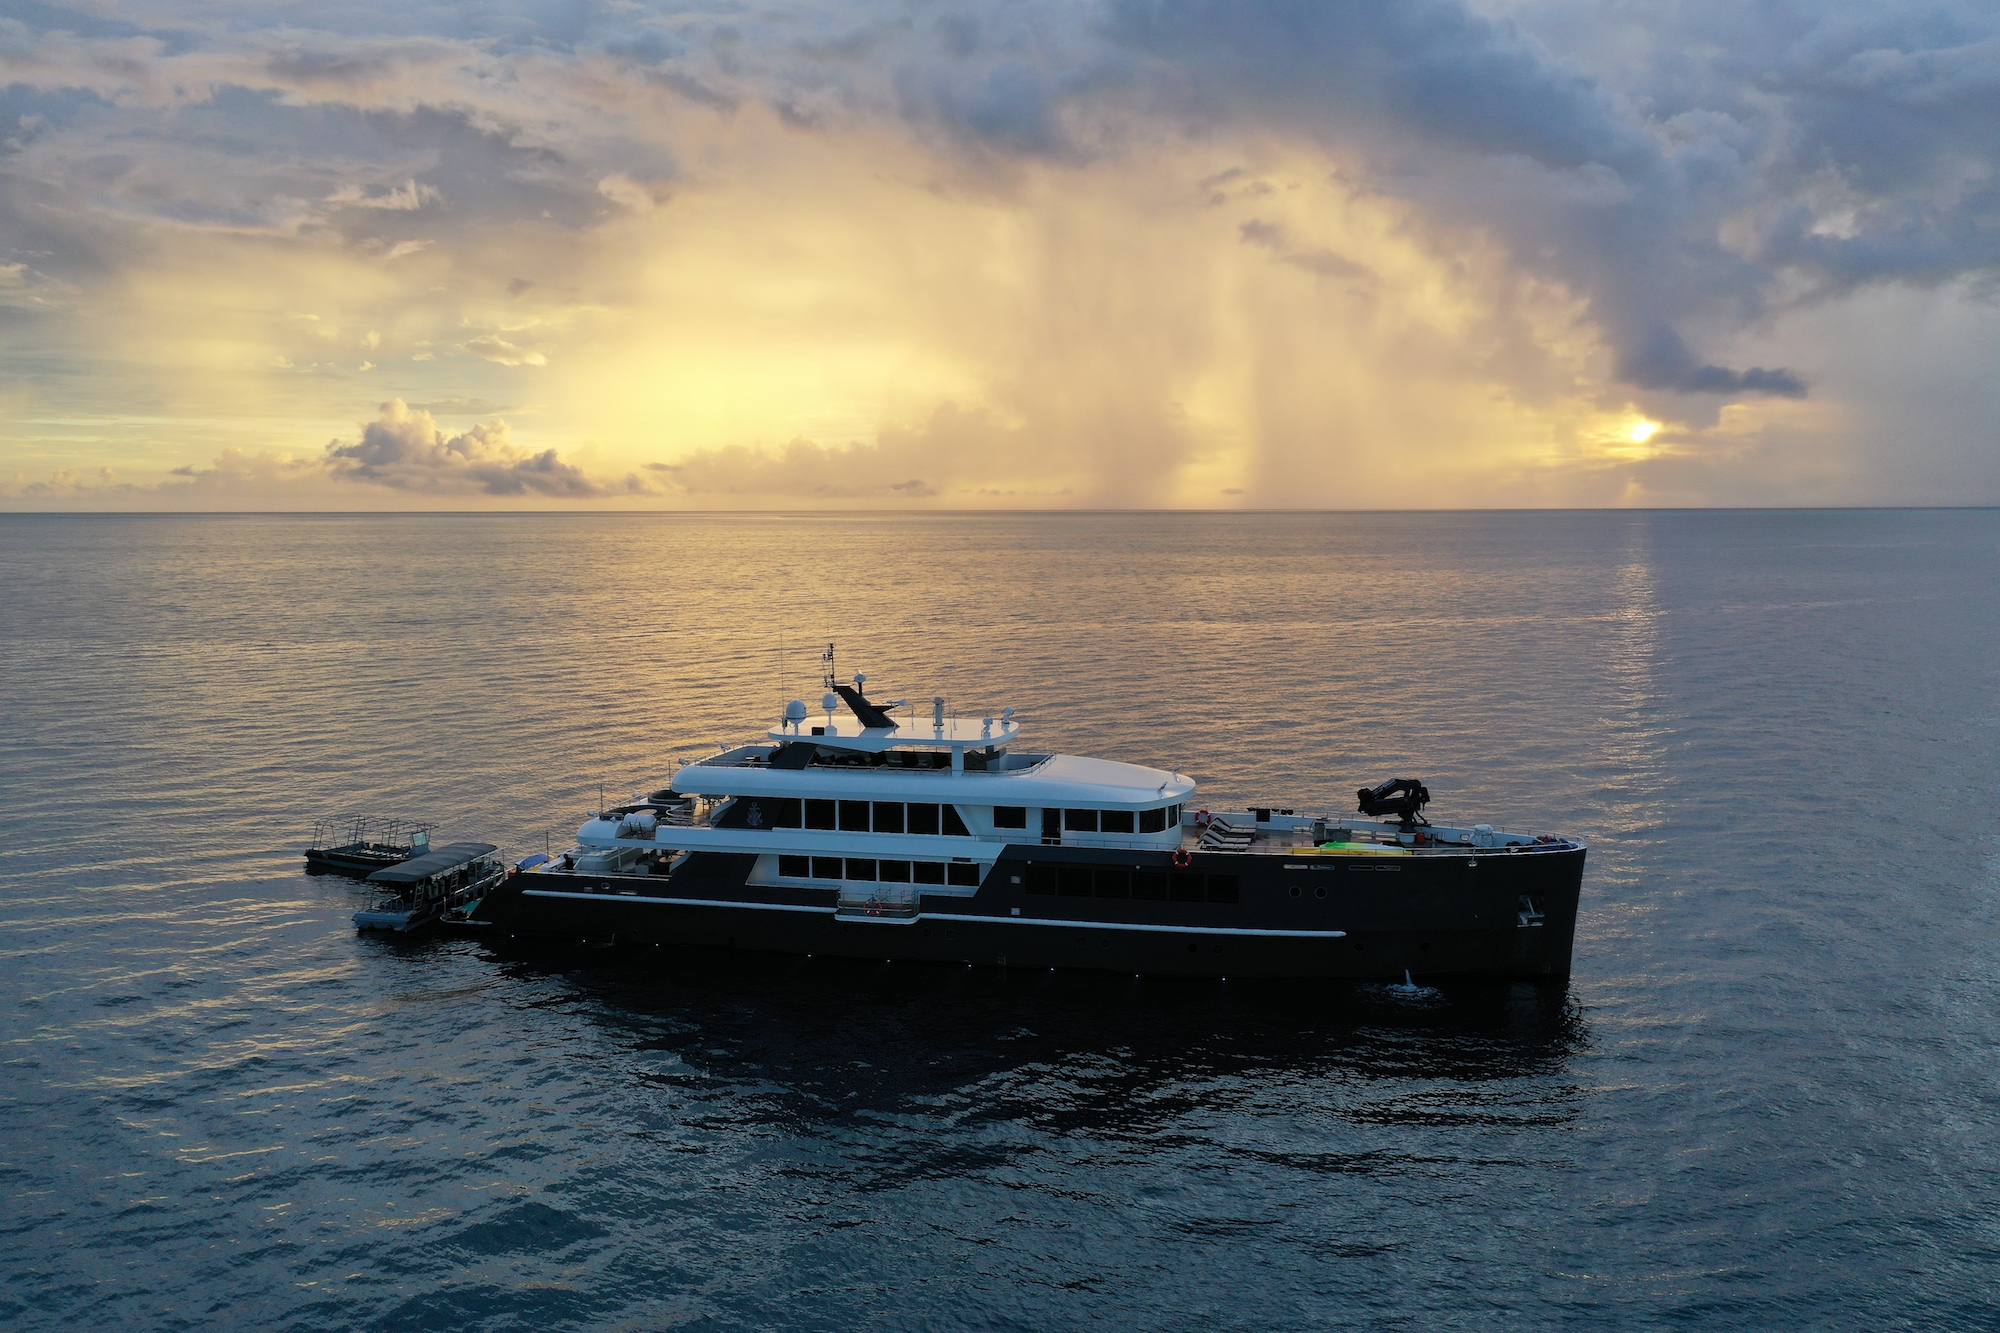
left=2, top=0, right=1999, bottom=508
left=324, top=399, right=645, bottom=496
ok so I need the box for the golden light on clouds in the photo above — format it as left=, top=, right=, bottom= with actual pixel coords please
left=2, top=0, right=1998, bottom=508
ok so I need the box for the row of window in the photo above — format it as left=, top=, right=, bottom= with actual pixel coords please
left=734, top=799, right=1182, bottom=836
left=1025, top=866, right=1239, bottom=903
left=992, top=805, right=1184, bottom=833
left=739, top=799, right=973, bottom=836
left=776, top=855, right=982, bottom=887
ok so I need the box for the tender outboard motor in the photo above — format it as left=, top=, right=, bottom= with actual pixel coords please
left=1357, top=778, right=1431, bottom=827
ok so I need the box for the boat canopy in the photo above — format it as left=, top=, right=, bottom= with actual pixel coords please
left=365, top=842, right=498, bottom=885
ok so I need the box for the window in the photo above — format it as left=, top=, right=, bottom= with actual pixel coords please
left=1139, top=807, right=1167, bottom=834
left=1064, top=808, right=1098, bottom=832
left=774, top=799, right=803, bottom=828
left=811, top=856, right=842, bottom=879
left=1132, top=871, right=1169, bottom=900
left=1094, top=869, right=1129, bottom=899
left=948, top=862, right=980, bottom=887
left=907, top=803, right=941, bottom=836
left=1058, top=867, right=1093, bottom=897
left=913, top=862, right=947, bottom=886
left=1206, top=874, right=1240, bottom=904
left=839, top=800, right=871, bottom=831
left=1171, top=873, right=1205, bottom=902
left=942, top=805, right=971, bottom=837
left=879, top=860, right=912, bottom=883
left=778, top=855, right=811, bottom=878
left=1170, top=805, right=1183, bottom=826
left=1101, top=810, right=1134, bottom=834
left=845, top=858, right=878, bottom=881
left=873, top=802, right=905, bottom=834
left=1026, top=866, right=1058, bottom=895
left=805, top=800, right=836, bottom=830
left=993, top=806, right=1027, bottom=829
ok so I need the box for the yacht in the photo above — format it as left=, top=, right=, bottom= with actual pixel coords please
left=475, top=648, right=1586, bottom=978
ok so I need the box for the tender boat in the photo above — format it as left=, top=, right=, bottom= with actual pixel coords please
left=475, top=647, right=1586, bottom=978
left=305, top=817, right=434, bottom=879
left=354, top=841, right=505, bottom=933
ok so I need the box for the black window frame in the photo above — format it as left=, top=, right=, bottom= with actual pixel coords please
left=1139, top=807, right=1167, bottom=833
left=1064, top=808, right=1099, bottom=832
left=1101, top=810, right=1135, bottom=834
left=993, top=805, right=1028, bottom=829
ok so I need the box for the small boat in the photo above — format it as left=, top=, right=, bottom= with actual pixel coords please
left=305, top=817, right=435, bottom=879
left=354, top=841, right=504, bottom=933
left=474, top=645, right=1588, bottom=979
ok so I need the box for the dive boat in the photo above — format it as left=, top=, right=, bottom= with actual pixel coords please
left=354, top=841, right=505, bottom=933
left=306, top=817, right=434, bottom=879
left=475, top=648, right=1586, bottom=979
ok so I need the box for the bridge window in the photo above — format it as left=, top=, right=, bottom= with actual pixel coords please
left=805, top=800, right=836, bottom=830
left=1064, top=809, right=1098, bottom=832
left=873, top=802, right=905, bottom=833
left=993, top=806, right=1027, bottom=829
left=1101, top=810, right=1134, bottom=834
left=1139, top=807, right=1168, bottom=833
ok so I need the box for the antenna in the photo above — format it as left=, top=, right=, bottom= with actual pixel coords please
left=821, top=642, right=836, bottom=691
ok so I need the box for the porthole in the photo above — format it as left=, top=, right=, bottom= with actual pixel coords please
left=1289, top=886, right=1301, bottom=898
left=1315, top=886, right=1327, bottom=899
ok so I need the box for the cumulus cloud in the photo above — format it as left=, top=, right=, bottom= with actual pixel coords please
left=324, top=399, right=645, bottom=497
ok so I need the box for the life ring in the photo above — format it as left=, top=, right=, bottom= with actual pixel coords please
left=1171, top=849, right=1193, bottom=868
left=1194, top=809, right=1212, bottom=828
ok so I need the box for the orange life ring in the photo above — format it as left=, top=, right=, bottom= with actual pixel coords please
left=1171, top=849, right=1193, bottom=868
left=1195, top=809, right=1212, bottom=828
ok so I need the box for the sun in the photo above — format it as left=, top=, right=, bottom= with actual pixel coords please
left=1628, top=418, right=1662, bottom=444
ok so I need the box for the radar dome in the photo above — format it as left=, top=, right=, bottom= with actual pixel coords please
left=821, top=691, right=841, bottom=715
left=783, top=699, right=808, bottom=723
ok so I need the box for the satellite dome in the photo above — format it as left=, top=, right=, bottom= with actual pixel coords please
left=821, top=691, right=841, bottom=715
left=783, top=699, right=808, bottom=723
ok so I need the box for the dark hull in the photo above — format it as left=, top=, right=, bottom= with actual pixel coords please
left=305, top=847, right=411, bottom=878
left=474, top=844, right=1585, bottom=980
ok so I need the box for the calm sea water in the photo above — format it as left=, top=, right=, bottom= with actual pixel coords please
left=2, top=510, right=1998, bottom=1329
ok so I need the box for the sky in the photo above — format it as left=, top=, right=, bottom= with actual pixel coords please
left=1, top=0, right=1997, bottom=509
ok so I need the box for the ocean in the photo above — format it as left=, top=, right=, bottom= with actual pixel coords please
left=2, top=510, right=1996, bottom=1328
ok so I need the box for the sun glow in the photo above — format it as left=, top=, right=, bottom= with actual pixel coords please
left=1628, top=418, right=1662, bottom=444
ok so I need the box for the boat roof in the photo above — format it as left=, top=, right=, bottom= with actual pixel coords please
left=673, top=751, right=1195, bottom=807
left=366, top=842, right=498, bottom=884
